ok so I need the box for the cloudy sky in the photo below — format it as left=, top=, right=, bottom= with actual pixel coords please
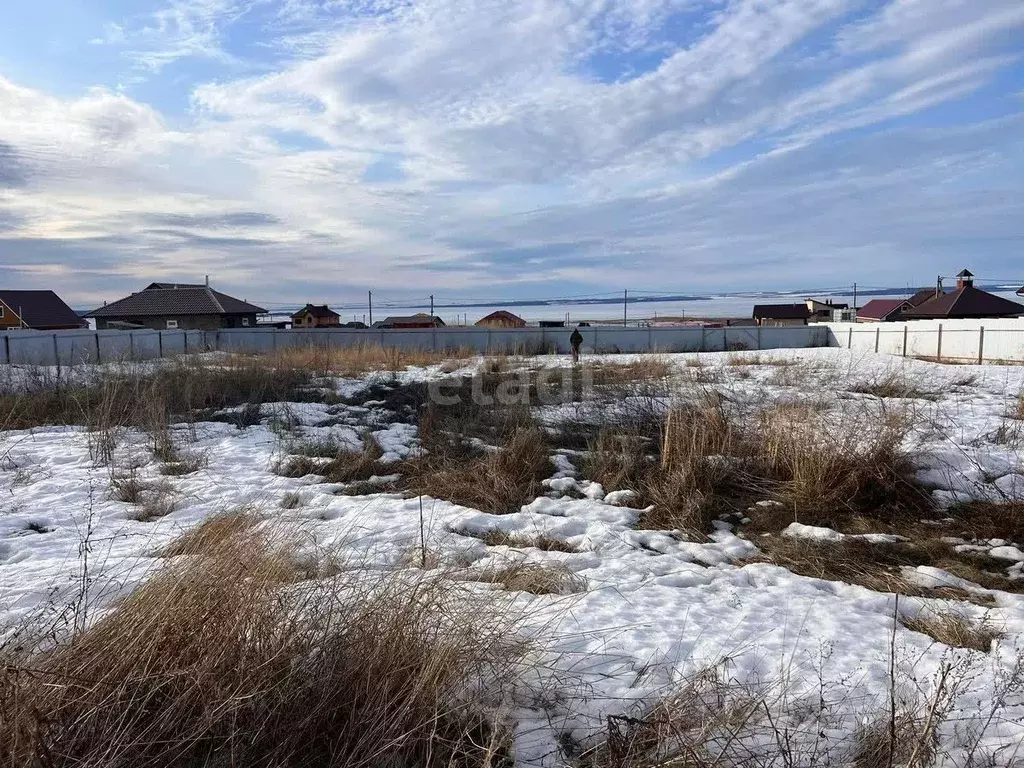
left=0, top=0, right=1022, bottom=308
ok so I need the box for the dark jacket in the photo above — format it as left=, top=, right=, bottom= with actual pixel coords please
left=569, top=329, right=583, bottom=348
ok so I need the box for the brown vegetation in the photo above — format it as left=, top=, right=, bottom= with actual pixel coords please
left=1, top=516, right=525, bottom=768
left=901, top=609, right=1001, bottom=652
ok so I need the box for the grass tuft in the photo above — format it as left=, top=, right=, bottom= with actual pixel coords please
left=901, top=609, right=1001, bottom=652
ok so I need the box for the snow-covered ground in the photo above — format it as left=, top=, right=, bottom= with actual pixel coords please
left=2, top=348, right=1024, bottom=766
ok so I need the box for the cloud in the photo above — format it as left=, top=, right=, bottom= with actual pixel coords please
left=0, top=0, right=1022, bottom=304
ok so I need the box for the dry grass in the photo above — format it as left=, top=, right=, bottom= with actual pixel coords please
left=479, top=530, right=581, bottom=553
left=407, top=427, right=552, bottom=514
left=750, top=535, right=1013, bottom=604
left=280, top=490, right=303, bottom=509
left=276, top=432, right=387, bottom=484
left=849, top=371, right=940, bottom=401
left=110, top=473, right=177, bottom=521
left=161, top=510, right=260, bottom=557
left=158, top=452, right=208, bottom=476
left=938, top=500, right=1024, bottom=543
left=248, top=343, right=476, bottom=377
left=471, top=561, right=586, bottom=595
left=584, top=357, right=673, bottom=387
left=901, top=609, right=1001, bottom=652
left=1, top=517, right=525, bottom=768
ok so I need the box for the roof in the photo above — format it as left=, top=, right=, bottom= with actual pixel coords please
left=752, top=303, right=810, bottom=320
left=0, top=290, right=87, bottom=328
left=907, top=288, right=945, bottom=307
left=292, top=304, right=340, bottom=319
left=86, top=284, right=266, bottom=318
left=375, top=314, right=445, bottom=328
left=956, top=269, right=974, bottom=278
left=904, top=285, right=1024, bottom=319
left=857, top=299, right=909, bottom=321
left=475, top=310, right=526, bottom=325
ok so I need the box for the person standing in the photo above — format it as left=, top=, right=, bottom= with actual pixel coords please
left=569, top=326, right=583, bottom=364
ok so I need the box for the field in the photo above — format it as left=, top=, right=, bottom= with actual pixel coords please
left=1, top=347, right=1023, bottom=767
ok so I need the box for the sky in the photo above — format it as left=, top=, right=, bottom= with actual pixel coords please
left=0, top=0, right=1022, bottom=309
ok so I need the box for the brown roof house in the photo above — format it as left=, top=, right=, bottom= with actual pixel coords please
left=374, top=313, right=445, bottom=329
left=0, top=290, right=87, bottom=330
left=856, top=286, right=950, bottom=322
left=86, top=280, right=266, bottom=330
left=752, top=304, right=810, bottom=327
left=904, top=270, right=1024, bottom=320
left=475, top=310, right=526, bottom=328
left=292, top=304, right=341, bottom=328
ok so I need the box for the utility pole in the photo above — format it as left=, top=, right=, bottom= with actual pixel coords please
left=852, top=283, right=857, bottom=309
left=935, top=275, right=943, bottom=298
left=623, top=289, right=628, bottom=327
left=368, top=291, right=373, bottom=326
left=430, top=295, right=434, bottom=316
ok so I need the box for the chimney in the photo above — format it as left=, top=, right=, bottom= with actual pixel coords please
left=205, top=275, right=210, bottom=288
left=956, top=269, right=974, bottom=290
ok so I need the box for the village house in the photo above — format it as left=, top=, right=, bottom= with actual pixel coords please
left=752, top=304, right=810, bottom=327
left=86, top=280, right=266, bottom=330
left=373, top=313, right=445, bottom=329
left=0, top=290, right=86, bottom=330
left=858, top=271, right=1024, bottom=322
left=475, top=310, right=527, bottom=328
left=291, top=304, right=341, bottom=328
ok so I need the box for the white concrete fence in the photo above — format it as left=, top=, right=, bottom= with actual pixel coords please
left=1, top=325, right=828, bottom=366
left=2, top=319, right=1022, bottom=366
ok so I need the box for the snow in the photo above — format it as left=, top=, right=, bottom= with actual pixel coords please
left=3, top=348, right=1024, bottom=765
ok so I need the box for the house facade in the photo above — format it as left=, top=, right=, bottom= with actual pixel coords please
left=0, top=290, right=87, bottom=330
left=374, top=314, right=445, bottom=329
left=86, top=281, right=266, bottom=330
left=292, top=304, right=341, bottom=328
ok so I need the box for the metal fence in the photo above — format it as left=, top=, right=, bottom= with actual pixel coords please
left=0, top=325, right=830, bottom=365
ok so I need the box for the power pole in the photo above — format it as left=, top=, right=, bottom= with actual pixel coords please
left=623, top=289, right=628, bottom=327
left=935, top=275, right=943, bottom=298
left=852, top=282, right=857, bottom=309
left=430, top=295, right=434, bottom=316
left=368, top=291, right=373, bottom=326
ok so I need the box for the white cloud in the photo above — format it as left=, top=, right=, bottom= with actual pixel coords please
left=0, top=0, right=1022, bottom=304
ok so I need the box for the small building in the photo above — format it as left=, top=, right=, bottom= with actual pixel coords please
left=292, top=304, right=341, bottom=328
left=804, top=298, right=849, bottom=323
left=752, top=304, right=810, bottom=327
left=85, top=280, right=266, bottom=330
left=538, top=320, right=566, bottom=328
left=374, top=313, right=445, bottom=329
left=856, top=299, right=912, bottom=323
left=475, top=310, right=526, bottom=328
left=903, top=270, right=1024, bottom=320
left=343, top=321, right=368, bottom=329
left=0, top=290, right=87, bottom=330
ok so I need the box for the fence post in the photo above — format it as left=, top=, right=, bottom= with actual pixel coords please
left=874, top=327, right=880, bottom=353
left=129, top=332, right=135, bottom=358
left=52, top=333, right=59, bottom=367
left=95, top=332, right=101, bottom=363
left=3, top=333, right=10, bottom=365
left=978, top=326, right=985, bottom=365
left=847, top=327, right=852, bottom=349
left=936, top=324, right=943, bottom=362
left=158, top=331, right=163, bottom=358
left=184, top=332, right=189, bottom=353
left=648, top=326, right=653, bottom=352
left=700, top=326, right=706, bottom=353
left=902, top=325, right=908, bottom=357
left=757, top=325, right=762, bottom=350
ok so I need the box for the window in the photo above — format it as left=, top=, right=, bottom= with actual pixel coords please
left=166, top=319, right=179, bottom=329
left=242, top=317, right=250, bottom=326
left=0, top=305, right=4, bottom=318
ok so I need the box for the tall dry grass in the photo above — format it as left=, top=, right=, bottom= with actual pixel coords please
left=0, top=513, right=527, bottom=768
left=247, top=343, right=476, bottom=377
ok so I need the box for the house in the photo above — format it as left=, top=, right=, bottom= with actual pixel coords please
left=0, top=290, right=87, bottom=330
left=374, top=313, right=445, bottom=329
left=856, top=286, right=948, bottom=322
left=475, top=310, right=526, bottom=328
left=752, top=304, right=810, bottom=327
left=343, top=321, right=368, bottom=329
left=538, top=320, right=566, bottom=328
left=903, top=270, right=1024, bottom=320
left=804, top=298, right=849, bottom=323
left=86, top=280, right=266, bottom=330
left=292, top=304, right=341, bottom=328
left=856, top=299, right=913, bottom=322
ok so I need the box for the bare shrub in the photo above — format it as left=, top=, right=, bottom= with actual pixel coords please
left=0, top=519, right=526, bottom=767
left=472, top=561, right=586, bottom=595
left=407, top=427, right=552, bottom=514
left=901, top=609, right=1001, bottom=652
left=280, top=491, right=302, bottom=509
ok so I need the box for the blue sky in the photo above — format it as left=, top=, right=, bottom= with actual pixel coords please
left=0, top=0, right=1022, bottom=307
